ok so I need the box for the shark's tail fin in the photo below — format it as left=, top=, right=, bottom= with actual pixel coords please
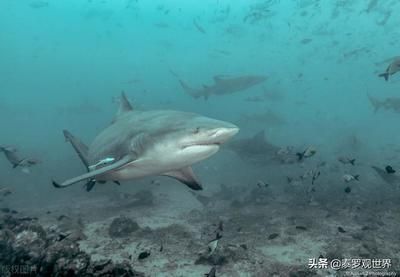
left=367, top=94, right=382, bottom=113
left=178, top=79, right=204, bottom=99
left=378, top=72, right=389, bottom=81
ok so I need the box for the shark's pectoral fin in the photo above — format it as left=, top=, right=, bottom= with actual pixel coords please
left=63, top=129, right=90, bottom=169
left=52, top=155, right=133, bottom=189
left=162, top=167, right=203, bottom=190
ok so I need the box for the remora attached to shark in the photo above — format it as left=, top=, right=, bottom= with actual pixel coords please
left=179, top=75, right=267, bottom=100
left=53, top=93, right=239, bottom=191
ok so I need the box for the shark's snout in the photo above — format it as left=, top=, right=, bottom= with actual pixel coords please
left=208, top=126, right=239, bottom=144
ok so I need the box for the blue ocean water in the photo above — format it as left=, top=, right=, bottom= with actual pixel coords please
left=0, top=1, right=400, bottom=276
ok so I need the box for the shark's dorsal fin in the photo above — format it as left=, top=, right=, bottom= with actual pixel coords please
left=162, top=166, right=203, bottom=190
left=116, top=91, right=133, bottom=115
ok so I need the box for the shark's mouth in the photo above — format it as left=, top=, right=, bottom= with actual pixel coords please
left=182, top=127, right=239, bottom=149
left=182, top=142, right=221, bottom=149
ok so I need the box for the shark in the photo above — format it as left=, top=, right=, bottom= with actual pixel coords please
left=0, top=146, right=40, bottom=173
left=53, top=93, right=239, bottom=191
left=225, top=130, right=280, bottom=165
left=368, top=94, right=400, bottom=113
left=179, top=75, right=267, bottom=100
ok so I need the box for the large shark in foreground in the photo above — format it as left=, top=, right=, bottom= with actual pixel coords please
left=179, top=75, right=267, bottom=100
left=53, top=93, right=239, bottom=191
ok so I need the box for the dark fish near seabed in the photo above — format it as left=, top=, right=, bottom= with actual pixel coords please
left=0, top=187, right=12, bottom=197
left=296, top=146, right=317, bottom=161
left=207, top=233, right=222, bottom=255
left=205, top=266, right=216, bottom=277
left=343, top=174, right=359, bottom=183
left=338, top=226, right=346, bottom=233
left=371, top=165, right=400, bottom=185
left=385, top=165, right=396, bottom=174
left=338, top=156, right=356, bottom=165
left=368, top=95, right=400, bottom=113
left=378, top=58, right=400, bottom=81
left=179, top=75, right=267, bottom=100
left=138, top=251, right=150, bottom=260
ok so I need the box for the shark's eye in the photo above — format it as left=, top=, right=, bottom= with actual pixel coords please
left=194, top=127, right=200, bottom=134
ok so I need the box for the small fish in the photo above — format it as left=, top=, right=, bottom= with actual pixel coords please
left=337, top=226, right=346, bottom=233
left=218, top=221, right=224, bottom=232
left=378, top=58, right=400, bottom=81
left=88, top=157, right=115, bottom=171
left=205, top=266, right=216, bottom=277
left=268, top=233, right=279, bottom=240
left=343, top=174, right=359, bottom=183
left=256, top=180, right=269, bottom=188
left=0, top=187, right=12, bottom=197
left=193, top=19, right=206, bottom=34
left=207, top=233, right=222, bottom=255
left=138, top=251, right=151, bottom=260
left=296, top=146, right=317, bottom=161
left=311, top=170, right=321, bottom=185
left=338, top=156, right=356, bottom=166
left=57, top=215, right=69, bottom=221
left=295, top=226, right=307, bottom=231
left=0, top=208, right=10, bottom=213
left=344, top=186, right=351, bottom=193
left=287, top=176, right=302, bottom=186
left=385, top=165, right=396, bottom=174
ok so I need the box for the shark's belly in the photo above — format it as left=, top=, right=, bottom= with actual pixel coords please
left=97, top=164, right=166, bottom=181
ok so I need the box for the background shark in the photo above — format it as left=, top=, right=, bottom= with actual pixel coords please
left=179, top=75, right=267, bottom=100
left=368, top=94, right=400, bottom=113
left=225, top=130, right=281, bottom=165
left=53, top=93, right=239, bottom=190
